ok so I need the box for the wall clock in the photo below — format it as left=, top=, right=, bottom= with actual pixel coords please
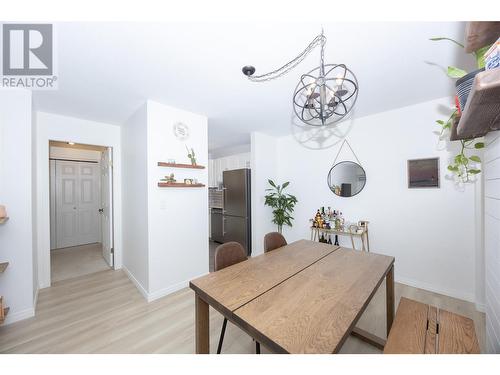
left=173, top=122, right=190, bottom=141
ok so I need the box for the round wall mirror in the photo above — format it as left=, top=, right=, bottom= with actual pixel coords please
left=327, top=161, right=366, bottom=197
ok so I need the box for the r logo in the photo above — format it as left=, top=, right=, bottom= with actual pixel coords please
left=2, top=24, right=53, bottom=76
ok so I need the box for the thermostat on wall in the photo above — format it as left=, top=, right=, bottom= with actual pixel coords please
left=173, top=122, right=190, bottom=141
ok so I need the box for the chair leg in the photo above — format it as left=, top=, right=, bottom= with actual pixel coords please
left=256, top=341, right=260, bottom=354
left=217, top=318, right=228, bottom=354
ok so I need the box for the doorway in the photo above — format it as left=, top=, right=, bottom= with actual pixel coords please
left=49, top=141, right=114, bottom=282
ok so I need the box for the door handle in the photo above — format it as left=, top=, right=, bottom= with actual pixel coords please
left=98, top=208, right=104, bottom=213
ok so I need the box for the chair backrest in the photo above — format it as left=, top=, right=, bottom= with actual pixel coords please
left=214, top=242, right=247, bottom=271
left=264, top=232, right=287, bottom=253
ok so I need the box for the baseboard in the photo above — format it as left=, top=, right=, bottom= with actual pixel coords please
left=3, top=307, right=35, bottom=325
left=33, top=287, right=39, bottom=312
left=122, top=266, right=149, bottom=301
left=396, top=275, right=475, bottom=303
left=475, top=302, right=486, bottom=313
left=147, top=272, right=209, bottom=303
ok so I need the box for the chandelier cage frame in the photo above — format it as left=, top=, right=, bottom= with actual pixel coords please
left=243, top=31, right=359, bottom=127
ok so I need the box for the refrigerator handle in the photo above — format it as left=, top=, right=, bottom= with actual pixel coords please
left=222, top=216, right=226, bottom=236
left=222, top=186, right=227, bottom=214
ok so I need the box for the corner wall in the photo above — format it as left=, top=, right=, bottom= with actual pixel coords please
left=274, top=98, right=476, bottom=302
left=122, top=104, right=150, bottom=296
left=146, top=100, right=209, bottom=299
left=0, top=89, right=34, bottom=324
left=251, top=132, right=278, bottom=255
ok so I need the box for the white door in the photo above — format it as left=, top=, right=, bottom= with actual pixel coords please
left=55, top=160, right=100, bottom=248
left=100, top=148, right=114, bottom=267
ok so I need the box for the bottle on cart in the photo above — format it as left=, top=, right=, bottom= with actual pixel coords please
left=334, top=235, right=339, bottom=246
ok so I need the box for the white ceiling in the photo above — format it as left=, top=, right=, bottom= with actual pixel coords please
left=33, top=22, right=475, bottom=152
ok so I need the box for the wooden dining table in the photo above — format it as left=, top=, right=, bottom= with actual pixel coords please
left=189, top=239, right=395, bottom=354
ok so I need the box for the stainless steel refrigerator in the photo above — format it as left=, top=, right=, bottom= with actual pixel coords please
left=223, top=169, right=252, bottom=256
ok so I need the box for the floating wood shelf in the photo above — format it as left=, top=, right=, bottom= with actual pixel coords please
left=0, top=217, right=9, bottom=224
left=158, top=182, right=205, bottom=188
left=0, top=262, right=8, bottom=273
left=457, top=69, right=500, bottom=139
left=157, top=162, right=205, bottom=169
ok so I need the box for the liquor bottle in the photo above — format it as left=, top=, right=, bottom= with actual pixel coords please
left=334, top=235, right=339, bottom=246
left=339, top=211, right=345, bottom=230
left=320, top=233, right=326, bottom=243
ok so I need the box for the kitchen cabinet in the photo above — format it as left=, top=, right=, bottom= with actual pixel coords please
left=209, top=152, right=250, bottom=187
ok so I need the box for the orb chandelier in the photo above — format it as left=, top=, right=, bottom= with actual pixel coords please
left=242, top=31, right=359, bottom=127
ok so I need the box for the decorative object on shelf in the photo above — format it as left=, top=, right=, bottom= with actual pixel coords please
left=430, top=32, right=490, bottom=182
left=158, top=182, right=205, bottom=188
left=173, top=122, right=190, bottom=141
left=327, top=139, right=366, bottom=197
left=407, top=158, right=440, bottom=188
left=184, top=178, right=193, bottom=185
left=185, top=145, right=197, bottom=166
left=242, top=30, right=358, bottom=127
left=160, top=173, right=176, bottom=183
left=264, top=180, right=298, bottom=234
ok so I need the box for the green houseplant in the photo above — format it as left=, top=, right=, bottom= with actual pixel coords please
left=430, top=37, right=488, bottom=182
left=264, top=180, right=298, bottom=234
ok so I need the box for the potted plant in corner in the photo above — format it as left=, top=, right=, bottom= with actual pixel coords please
left=264, top=180, right=298, bottom=234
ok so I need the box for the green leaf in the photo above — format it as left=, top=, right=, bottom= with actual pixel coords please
left=448, top=165, right=459, bottom=172
left=447, top=66, right=467, bottom=79
left=268, top=179, right=276, bottom=188
left=474, top=142, right=485, bottom=149
left=436, top=120, right=445, bottom=125
left=469, top=169, right=481, bottom=174
left=429, top=37, right=465, bottom=48
left=282, top=181, right=290, bottom=189
left=469, top=156, right=481, bottom=163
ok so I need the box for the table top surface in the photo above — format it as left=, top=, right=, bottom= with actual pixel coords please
left=190, top=239, right=394, bottom=354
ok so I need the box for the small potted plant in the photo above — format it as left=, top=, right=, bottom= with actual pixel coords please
left=185, top=145, right=197, bottom=166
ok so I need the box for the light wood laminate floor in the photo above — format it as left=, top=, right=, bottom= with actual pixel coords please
left=51, top=243, right=110, bottom=283
left=0, top=269, right=485, bottom=354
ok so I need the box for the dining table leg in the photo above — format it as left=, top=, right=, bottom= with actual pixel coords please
left=195, top=294, right=210, bottom=354
left=386, top=264, right=395, bottom=337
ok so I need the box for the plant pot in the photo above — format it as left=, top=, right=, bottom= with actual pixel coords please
left=455, top=68, right=485, bottom=111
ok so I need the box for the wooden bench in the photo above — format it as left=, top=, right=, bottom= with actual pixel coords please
left=384, top=297, right=480, bottom=354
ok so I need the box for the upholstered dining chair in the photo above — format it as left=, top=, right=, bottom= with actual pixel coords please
left=264, top=232, right=287, bottom=253
left=214, top=242, right=260, bottom=354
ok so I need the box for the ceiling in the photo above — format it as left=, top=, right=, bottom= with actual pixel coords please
left=33, top=22, right=475, bottom=152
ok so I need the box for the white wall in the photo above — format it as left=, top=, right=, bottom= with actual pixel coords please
left=121, top=104, right=150, bottom=296
left=147, top=100, right=209, bottom=299
left=0, top=89, right=34, bottom=324
left=484, top=130, right=500, bottom=353
left=251, top=132, right=278, bottom=256
left=34, top=112, right=122, bottom=288
left=251, top=98, right=478, bottom=302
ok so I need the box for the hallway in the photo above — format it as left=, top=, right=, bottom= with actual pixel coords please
left=50, top=243, right=110, bottom=283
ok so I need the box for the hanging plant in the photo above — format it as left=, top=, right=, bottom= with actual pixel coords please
left=430, top=36, right=489, bottom=182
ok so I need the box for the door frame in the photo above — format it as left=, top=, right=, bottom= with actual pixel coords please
left=36, top=123, right=122, bottom=289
